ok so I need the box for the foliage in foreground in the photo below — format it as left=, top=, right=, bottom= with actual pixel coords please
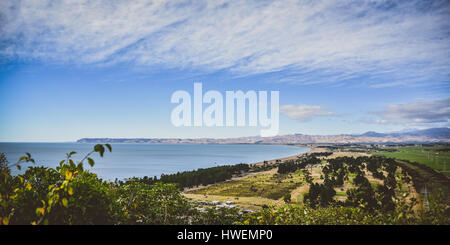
left=0, top=147, right=244, bottom=225
left=242, top=198, right=449, bottom=225
left=0, top=147, right=449, bottom=225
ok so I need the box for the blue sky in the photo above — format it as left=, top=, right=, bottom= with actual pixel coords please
left=0, top=0, right=449, bottom=142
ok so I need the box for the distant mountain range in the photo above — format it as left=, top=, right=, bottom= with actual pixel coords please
left=77, top=127, right=450, bottom=144
left=358, top=128, right=450, bottom=139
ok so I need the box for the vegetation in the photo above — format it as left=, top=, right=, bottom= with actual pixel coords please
left=307, top=152, right=333, bottom=157
left=0, top=145, right=243, bottom=225
left=1, top=146, right=448, bottom=225
left=1, top=145, right=114, bottom=225
left=120, top=163, right=250, bottom=189
left=238, top=155, right=449, bottom=225
left=277, top=155, right=321, bottom=174
left=394, top=159, right=450, bottom=202
left=241, top=200, right=448, bottom=225
left=187, top=169, right=304, bottom=200
left=374, top=146, right=450, bottom=176
left=303, top=156, right=410, bottom=210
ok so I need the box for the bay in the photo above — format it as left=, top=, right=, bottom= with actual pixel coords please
left=0, top=143, right=309, bottom=180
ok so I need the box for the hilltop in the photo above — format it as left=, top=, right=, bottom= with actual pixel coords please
left=77, top=128, right=450, bottom=144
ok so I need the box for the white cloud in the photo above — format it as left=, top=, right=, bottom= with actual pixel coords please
left=280, top=104, right=333, bottom=121
left=1, top=0, right=449, bottom=86
left=372, top=98, right=450, bottom=125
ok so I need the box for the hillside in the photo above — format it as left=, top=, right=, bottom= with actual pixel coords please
left=77, top=128, right=450, bottom=144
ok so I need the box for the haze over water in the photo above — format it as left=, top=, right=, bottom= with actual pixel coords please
left=0, top=143, right=309, bottom=180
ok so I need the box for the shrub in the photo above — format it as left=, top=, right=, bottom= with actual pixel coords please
left=112, top=181, right=195, bottom=225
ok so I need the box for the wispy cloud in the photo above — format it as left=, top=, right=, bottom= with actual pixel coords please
left=280, top=104, right=333, bottom=121
left=371, top=98, right=450, bottom=125
left=1, top=0, right=449, bottom=87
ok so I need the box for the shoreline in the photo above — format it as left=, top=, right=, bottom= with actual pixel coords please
left=183, top=145, right=320, bottom=192
left=249, top=145, right=328, bottom=167
left=3, top=143, right=314, bottom=181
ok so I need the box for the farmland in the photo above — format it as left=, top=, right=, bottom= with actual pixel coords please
left=374, top=146, right=450, bottom=177
left=184, top=151, right=423, bottom=214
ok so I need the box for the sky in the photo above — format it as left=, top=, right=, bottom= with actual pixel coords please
left=0, top=0, right=449, bottom=142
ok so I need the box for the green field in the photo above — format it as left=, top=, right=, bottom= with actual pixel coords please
left=374, top=146, right=450, bottom=177
left=187, top=169, right=304, bottom=200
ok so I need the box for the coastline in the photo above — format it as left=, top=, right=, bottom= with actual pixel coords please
left=182, top=145, right=319, bottom=192
left=249, top=144, right=326, bottom=167
left=2, top=142, right=312, bottom=181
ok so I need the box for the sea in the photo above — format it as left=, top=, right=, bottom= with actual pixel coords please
left=0, top=143, right=309, bottom=181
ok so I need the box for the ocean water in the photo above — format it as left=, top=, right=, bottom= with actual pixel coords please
left=0, top=143, right=309, bottom=181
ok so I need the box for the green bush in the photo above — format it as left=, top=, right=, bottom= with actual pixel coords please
left=112, top=181, right=195, bottom=225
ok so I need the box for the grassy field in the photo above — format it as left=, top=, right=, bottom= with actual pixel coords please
left=183, top=152, right=418, bottom=210
left=374, top=146, right=450, bottom=177
left=183, top=148, right=432, bottom=210
left=183, top=193, right=282, bottom=211
left=187, top=169, right=304, bottom=200
left=184, top=167, right=336, bottom=210
left=184, top=169, right=309, bottom=210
